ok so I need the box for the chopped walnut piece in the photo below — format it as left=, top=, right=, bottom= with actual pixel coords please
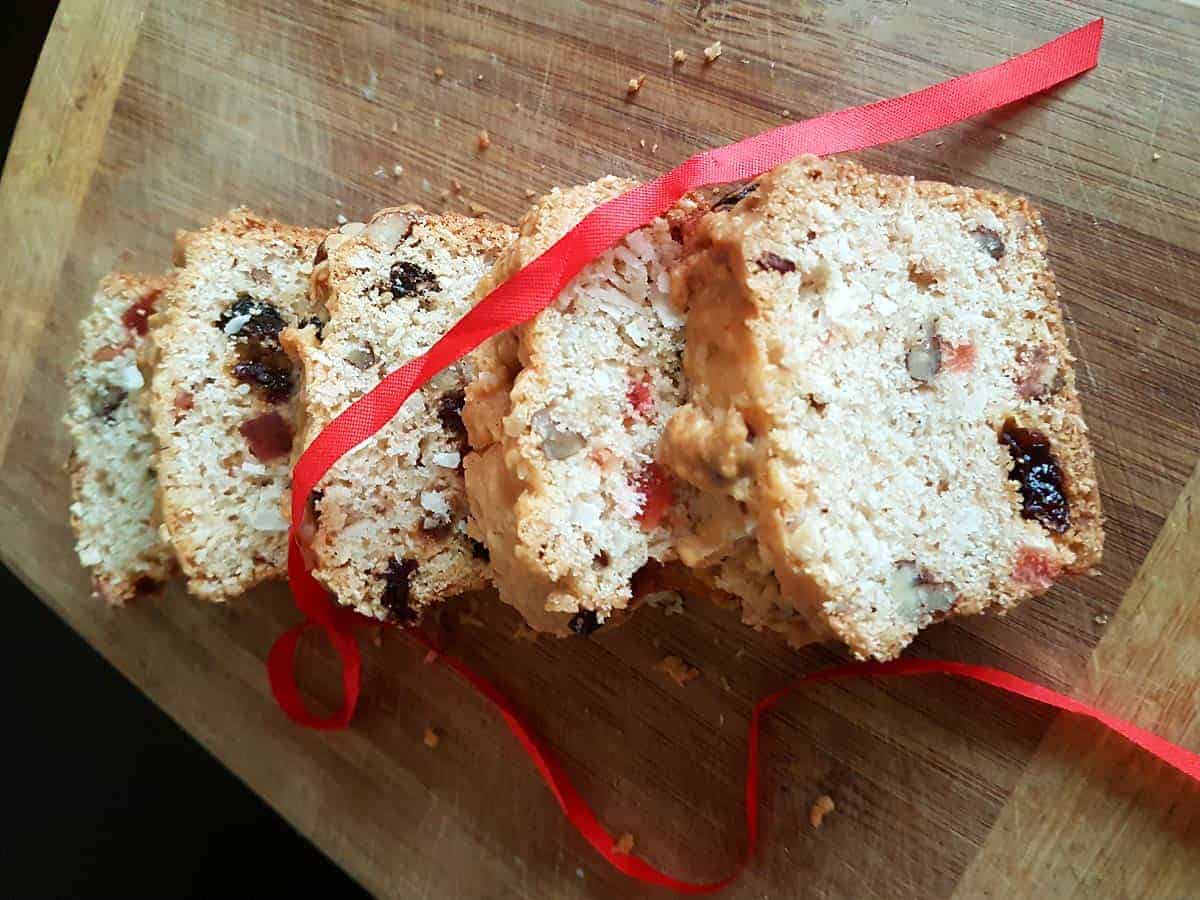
left=810, top=795, right=835, bottom=828
left=657, top=655, right=700, bottom=687
left=612, top=833, right=635, bottom=855
left=423, top=727, right=440, bottom=748
left=703, top=41, right=723, bottom=62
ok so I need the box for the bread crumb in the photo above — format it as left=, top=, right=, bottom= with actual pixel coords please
left=639, top=138, right=646, bottom=148
left=703, top=41, right=722, bottom=63
left=433, top=66, right=445, bottom=79
left=627, top=74, right=646, bottom=95
left=391, top=120, right=399, bottom=133
left=1094, top=614, right=1109, bottom=625
left=673, top=49, right=687, bottom=64
left=612, top=832, right=635, bottom=855
left=477, top=129, right=491, bottom=151
left=1152, top=151, right=1161, bottom=161
left=373, top=165, right=387, bottom=178
left=450, top=178, right=463, bottom=194
left=334, top=198, right=343, bottom=207
left=423, top=727, right=440, bottom=748
left=657, top=654, right=700, bottom=687
left=935, top=140, right=944, bottom=147
left=476, top=73, right=484, bottom=82
left=809, top=795, right=835, bottom=828
left=998, top=133, right=1006, bottom=141
left=467, top=200, right=489, bottom=217
left=651, top=143, right=659, bottom=154
left=336, top=213, right=348, bottom=225
left=781, top=109, right=791, bottom=118
left=524, top=188, right=537, bottom=199
left=392, top=164, right=404, bottom=177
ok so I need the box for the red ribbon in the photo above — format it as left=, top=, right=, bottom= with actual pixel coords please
left=267, top=16, right=1197, bottom=890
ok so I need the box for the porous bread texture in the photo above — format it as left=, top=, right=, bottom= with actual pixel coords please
left=661, top=155, right=1103, bottom=661
left=148, top=209, right=327, bottom=601
left=282, top=208, right=514, bottom=622
left=463, top=177, right=715, bottom=632
left=66, top=273, right=176, bottom=603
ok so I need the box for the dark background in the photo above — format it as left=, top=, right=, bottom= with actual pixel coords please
left=5, top=7, right=364, bottom=897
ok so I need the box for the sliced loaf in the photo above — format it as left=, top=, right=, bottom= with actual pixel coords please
left=283, top=208, right=514, bottom=623
left=66, top=273, right=176, bottom=602
left=660, top=155, right=1103, bottom=660
left=147, top=209, right=327, bottom=600
left=462, top=178, right=769, bottom=634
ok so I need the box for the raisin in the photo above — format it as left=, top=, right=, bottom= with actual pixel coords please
left=713, top=182, right=757, bottom=211
left=568, top=610, right=602, bottom=636
left=468, top=538, right=490, bottom=562
left=299, top=315, right=325, bottom=341
left=217, top=296, right=295, bottom=402
left=756, top=251, right=795, bottom=273
left=93, top=386, right=127, bottom=422
left=437, top=389, right=469, bottom=454
left=380, top=557, right=418, bottom=622
left=999, top=419, right=1069, bottom=533
left=239, top=411, right=294, bottom=461
left=390, top=261, right=440, bottom=299
left=971, top=227, right=1006, bottom=260
left=593, top=551, right=611, bottom=570
left=233, top=360, right=293, bottom=403
left=216, top=294, right=286, bottom=341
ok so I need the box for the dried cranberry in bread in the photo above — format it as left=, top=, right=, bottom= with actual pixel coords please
left=282, top=209, right=514, bottom=623
left=66, top=273, right=177, bottom=602
left=661, top=155, right=1103, bottom=660
left=147, top=209, right=327, bottom=600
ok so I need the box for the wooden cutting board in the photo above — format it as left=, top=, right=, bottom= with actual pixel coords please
left=2, top=1, right=1197, bottom=896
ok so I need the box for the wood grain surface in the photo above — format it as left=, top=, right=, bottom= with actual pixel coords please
left=1, top=2, right=1197, bottom=897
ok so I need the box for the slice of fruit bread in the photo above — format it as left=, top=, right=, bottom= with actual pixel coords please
left=462, top=177, right=775, bottom=636
left=282, top=208, right=514, bottom=624
left=147, top=209, right=327, bottom=600
left=660, top=155, right=1103, bottom=660
left=66, top=273, right=177, bottom=603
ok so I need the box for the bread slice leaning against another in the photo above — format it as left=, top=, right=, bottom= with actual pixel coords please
left=660, top=155, right=1103, bottom=660
left=147, top=209, right=327, bottom=601
left=282, top=208, right=514, bottom=624
left=462, top=177, right=796, bottom=638
left=67, top=273, right=177, bottom=603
